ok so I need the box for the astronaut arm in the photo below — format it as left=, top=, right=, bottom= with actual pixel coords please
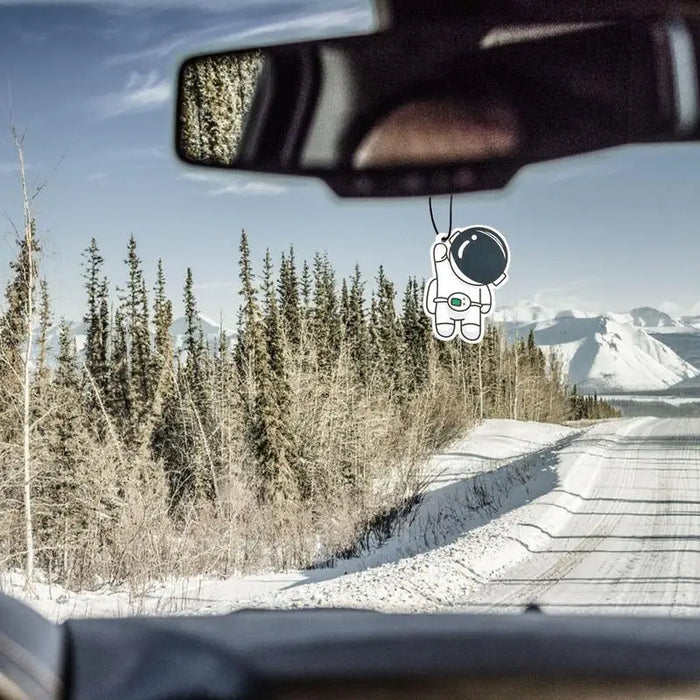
left=480, top=285, right=492, bottom=314
left=425, top=277, right=438, bottom=315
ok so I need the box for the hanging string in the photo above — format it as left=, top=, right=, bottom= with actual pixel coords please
left=428, top=195, right=453, bottom=241
left=428, top=197, right=440, bottom=236
left=447, top=193, right=453, bottom=240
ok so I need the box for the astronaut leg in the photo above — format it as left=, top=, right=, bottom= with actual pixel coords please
left=459, top=308, right=483, bottom=342
left=434, top=303, right=457, bottom=339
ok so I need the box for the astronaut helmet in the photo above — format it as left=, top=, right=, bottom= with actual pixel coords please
left=447, top=225, right=509, bottom=286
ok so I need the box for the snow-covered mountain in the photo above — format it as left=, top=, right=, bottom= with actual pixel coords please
left=43, top=314, right=235, bottom=361
left=500, top=310, right=699, bottom=392
left=607, top=306, right=682, bottom=330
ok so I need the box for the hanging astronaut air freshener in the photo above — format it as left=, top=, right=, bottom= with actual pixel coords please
left=423, top=196, right=510, bottom=344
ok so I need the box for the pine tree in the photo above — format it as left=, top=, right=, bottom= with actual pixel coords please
left=301, top=259, right=312, bottom=311
left=0, top=232, right=39, bottom=452
left=96, top=278, right=110, bottom=398
left=182, top=267, right=203, bottom=391
left=262, top=251, right=285, bottom=383
left=82, top=239, right=109, bottom=400
left=311, top=252, right=341, bottom=372
left=41, top=321, right=87, bottom=579
left=256, top=249, right=296, bottom=503
left=55, top=324, right=79, bottom=388
left=344, top=264, right=369, bottom=382
left=234, top=230, right=262, bottom=424
left=401, top=276, right=428, bottom=391
left=108, top=305, right=133, bottom=435
left=569, top=384, right=583, bottom=420
left=372, top=265, right=401, bottom=393
left=340, top=278, right=350, bottom=325
left=145, top=259, right=175, bottom=460
left=480, top=324, right=500, bottom=415
left=35, top=279, right=51, bottom=388
left=122, top=235, right=152, bottom=420
left=152, top=259, right=174, bottom=393
left=184, top=270, right=208, bottom=395
left=211, top=311, right=236, bottom=472
left=278, top=247, right=301, bottom=348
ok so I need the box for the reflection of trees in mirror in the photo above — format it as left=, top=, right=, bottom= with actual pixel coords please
left=179, top=51, right=263, bottom=165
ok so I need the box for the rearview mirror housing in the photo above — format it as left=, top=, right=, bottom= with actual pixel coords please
left=175, top=12, right=700, bottom=197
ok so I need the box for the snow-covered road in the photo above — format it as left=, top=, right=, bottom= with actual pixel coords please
left=248, top=417, right=700, bottom=615
left=460, top=417, right=700, bottom=615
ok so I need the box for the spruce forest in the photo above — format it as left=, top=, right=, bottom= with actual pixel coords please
left=0, top=147, right=617, bottom=591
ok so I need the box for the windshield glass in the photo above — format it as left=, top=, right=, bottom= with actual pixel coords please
left=0, top=0, right=698, bottom=622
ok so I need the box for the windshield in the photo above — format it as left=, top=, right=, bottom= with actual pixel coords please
left=0, top=0, right=698, bottom=622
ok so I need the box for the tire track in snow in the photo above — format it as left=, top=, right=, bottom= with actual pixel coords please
left=485, top=419, right=649, bottom=610
left=461, top=417, right=700, bottom=615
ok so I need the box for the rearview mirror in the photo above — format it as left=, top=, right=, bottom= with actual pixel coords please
left=175, top=17, right=700, bottom=197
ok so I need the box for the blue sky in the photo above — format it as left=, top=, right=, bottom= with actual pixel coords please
left=0, top=0, right=698, bottom=328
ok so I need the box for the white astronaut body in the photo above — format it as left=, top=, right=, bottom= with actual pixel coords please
left=424, top=237, right=494, bottom=343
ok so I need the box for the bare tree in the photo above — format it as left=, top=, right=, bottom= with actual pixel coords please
left=8, top=125, right=38, bottom=591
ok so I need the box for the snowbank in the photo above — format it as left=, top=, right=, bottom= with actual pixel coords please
left=1, top=419, right=578, bottom=621
left=320, top=419, right=578, bottom=575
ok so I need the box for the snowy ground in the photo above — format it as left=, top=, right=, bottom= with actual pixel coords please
left=5, top=417, right=700, bottom=620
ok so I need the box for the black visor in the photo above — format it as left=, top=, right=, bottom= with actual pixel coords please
left=449, top=226, right=508, bottom=285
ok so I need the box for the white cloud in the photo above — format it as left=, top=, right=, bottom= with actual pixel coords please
left=179, top=170, right=214, bottom=182
left=90, top=70, right=170, bottom=119
left=208, top=180, right=286, bottom=196
left=178, top=167, right=286, bottom=195
left=87, top=172, right=109, bottom=182
left=109, top=146, right=166, bottom=161
left=104, top=4, right=372, bottom=67
left=17, top=30, right=51, bottom=45
left=231, top=6, right=372, bottom=42
left=527, top=289, right=600, bottom=315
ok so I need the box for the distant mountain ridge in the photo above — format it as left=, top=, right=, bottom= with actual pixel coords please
left=495, top=304, right=700, bottom=392
left=609, top=306, right=681, bottom=329
left=494, top=303, right=693, bottom=330
left=42, top=314, right=235, bottom=361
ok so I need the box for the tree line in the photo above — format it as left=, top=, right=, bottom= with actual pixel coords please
left=0, top=210, right=618, bottom=589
